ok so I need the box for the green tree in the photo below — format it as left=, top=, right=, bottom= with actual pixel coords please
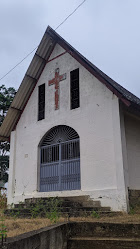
left=0, top=85, right=16, bottom=186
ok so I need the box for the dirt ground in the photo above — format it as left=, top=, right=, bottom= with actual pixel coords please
left=3, top=213, right=140, bottom=238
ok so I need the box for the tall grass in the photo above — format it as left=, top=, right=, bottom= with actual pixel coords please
left=0, top=190, right=7, bottom=247
left=0, top=190, right=7, bottom=210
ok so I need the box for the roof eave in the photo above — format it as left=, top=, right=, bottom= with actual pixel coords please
left=0, top=29, right=56, bottom=141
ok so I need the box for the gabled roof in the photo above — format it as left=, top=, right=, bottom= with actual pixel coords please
left=0, top=26, right=140, bottom=141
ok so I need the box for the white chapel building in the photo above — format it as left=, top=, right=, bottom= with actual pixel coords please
left=1, top=26, right=140, bottom=211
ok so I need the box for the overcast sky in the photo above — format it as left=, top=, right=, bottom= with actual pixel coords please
left=0, top=0, right=140, bottom=98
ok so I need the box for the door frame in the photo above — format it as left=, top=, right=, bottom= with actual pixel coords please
left=39, top=138, right=81, bottom=192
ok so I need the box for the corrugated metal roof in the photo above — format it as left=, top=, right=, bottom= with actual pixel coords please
left=0, top=26, right=140, bottom=141
left=0, top=28, right=56, bottom=141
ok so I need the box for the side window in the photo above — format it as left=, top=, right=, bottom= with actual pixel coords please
left=70, top=68, right=79, bottom=109
left=38, top=84, right=45, bottom=121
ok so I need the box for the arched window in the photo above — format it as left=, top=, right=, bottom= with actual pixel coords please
left=39, top=125, right=81, bottom=192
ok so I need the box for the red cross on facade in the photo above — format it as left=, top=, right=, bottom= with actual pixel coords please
left=48, top=68, right=66, bottom=110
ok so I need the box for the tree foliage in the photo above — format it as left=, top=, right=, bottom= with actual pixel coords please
left=0, top=85, right=16, bottom=185
left=0, top=85, right=16, bottom=125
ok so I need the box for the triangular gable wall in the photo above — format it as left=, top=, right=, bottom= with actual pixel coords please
left=0, top=26, right=140, bottom=141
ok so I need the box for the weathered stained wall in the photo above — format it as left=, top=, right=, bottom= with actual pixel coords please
left=8, top=44, right=127, bottom=211
left=5, top=223, right=69, bottom=249
left=124, top=114, right=140, bottom=190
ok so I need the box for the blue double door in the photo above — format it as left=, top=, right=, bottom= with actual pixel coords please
left=40, top=138, right=80, bottom=192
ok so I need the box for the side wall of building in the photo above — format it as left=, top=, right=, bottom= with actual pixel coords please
left=8, top=44, right=127, bottom=211
left=124, top=114, right=140, bottom=190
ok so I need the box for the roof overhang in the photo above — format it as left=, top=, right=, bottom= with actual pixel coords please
left=0, top=27, right=56, bottom=141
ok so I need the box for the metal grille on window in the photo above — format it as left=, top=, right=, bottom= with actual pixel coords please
left=70, top=68, right=79, bottom=109
left=38, top=84, right=45, bottom=121
left=40, top=125, right=81, bottom=192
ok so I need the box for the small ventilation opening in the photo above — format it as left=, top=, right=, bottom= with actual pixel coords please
left=70, top=68, right=79, bottom=109
left=38, top=84, right=45, bottom=121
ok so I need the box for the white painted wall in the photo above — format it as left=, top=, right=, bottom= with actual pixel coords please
left=8, top=44, right=127, bottom=211
left=124, top=114, right=140, bottom=190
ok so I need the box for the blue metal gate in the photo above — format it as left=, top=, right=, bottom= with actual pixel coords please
left=40, top=138, right=80, bottom=192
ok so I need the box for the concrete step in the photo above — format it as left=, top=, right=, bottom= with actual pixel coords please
left=5, top=208, right=31, bottom=218
left=5, top=196, right=112, bottom=218
left=129, top=190, right=140, bottom=207
left=62, top=211, right=121, bottom=218
left=69, top=222, right=140, bottom=238
left=24, top=196, right=103, bottom=208
left=68, top=237, right=140, bottom=249
left=7, top=196, right=112, bottom=218
left=5, top=207, right=114, bottom=218
left=14, top=204, right=110, bottom=212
